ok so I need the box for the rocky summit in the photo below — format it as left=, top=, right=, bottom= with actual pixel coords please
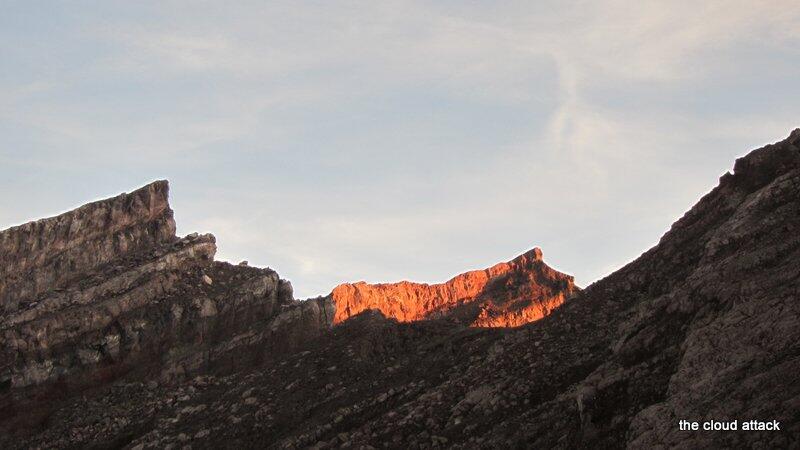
left=0, top=182, right=332, bottom=407
left=1, top=130, right=799, bottom=449
left=331, top=247, right=578, bottom=327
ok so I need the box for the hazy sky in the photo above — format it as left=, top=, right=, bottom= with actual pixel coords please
left=1, top=1, right=799, bottom=297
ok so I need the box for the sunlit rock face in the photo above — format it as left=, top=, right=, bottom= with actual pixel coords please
left=2, top=131, right=799, bottom=450
left=330, top=247, right=579, bottom=327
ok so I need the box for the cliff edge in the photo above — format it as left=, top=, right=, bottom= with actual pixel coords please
left=331, top=247, right=578, bottom=327
left=0, top=181, right=333, bottom=396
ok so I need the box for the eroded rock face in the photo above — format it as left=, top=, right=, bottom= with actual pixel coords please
left=0, top=181, right=176, bottom=315
left=331, top=247, right=578, bottom=327
left=2, top=130, right=799, bottom=450
left=0, top=181, right=333, bottom=394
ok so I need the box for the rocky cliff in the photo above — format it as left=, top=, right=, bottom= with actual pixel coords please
left=0, top=181, right=333, bottom=397
left=2, top=130, right=799, bottom=449
left=331, top=247, right=578, bottom=327
left=0, top=181, right=177, bottom=315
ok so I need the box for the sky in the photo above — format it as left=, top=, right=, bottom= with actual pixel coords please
left=1, top=1, right=799, bottom=298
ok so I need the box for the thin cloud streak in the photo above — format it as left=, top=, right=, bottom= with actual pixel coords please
left=1, top=1, right=799, bottom=297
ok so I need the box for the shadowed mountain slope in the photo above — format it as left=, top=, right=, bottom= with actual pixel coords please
left=0, top=181, right=333, bottom=414
left=1, top=130, right=799, bottom=449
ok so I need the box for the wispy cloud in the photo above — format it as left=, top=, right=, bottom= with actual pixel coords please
left=1, top=1, right=799, bottom=297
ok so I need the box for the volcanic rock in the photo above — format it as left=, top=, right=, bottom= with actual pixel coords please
left=330, top=247, right=579, bottom=327
left=2, top=130, right=800, bottom=449
left=0, top=181, right=333, bottom=396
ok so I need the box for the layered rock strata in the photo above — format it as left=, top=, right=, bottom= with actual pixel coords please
left=0, top=181, right=176, bottom=314
left=331, top=247, right=578, bottom=327
left=2, top=130, right=800, bottom=449
left=0, top=181, right=333, bottom=394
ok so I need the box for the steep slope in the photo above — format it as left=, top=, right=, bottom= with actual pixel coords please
left=0, top=182, right=333, bottom=407
left=2, top=130, right=799, bottom=449
left=331, top=247, right=579, bottom=327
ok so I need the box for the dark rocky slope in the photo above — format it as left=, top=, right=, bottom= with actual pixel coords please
left=0, top=182, right=333, bottom=432
left=2, top=130, right=799, bottom=449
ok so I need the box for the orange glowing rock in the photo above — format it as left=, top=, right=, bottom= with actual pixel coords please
left=331, top=247, right=578, bottom=327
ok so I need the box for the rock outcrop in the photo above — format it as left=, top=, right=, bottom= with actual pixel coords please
left=0, top=181, right=177, bottom=315
left=331, top=247, right=578, bottom=327
left=0, top=181, right=333, bottom=396
left=2, top=130, right=799, bottom=449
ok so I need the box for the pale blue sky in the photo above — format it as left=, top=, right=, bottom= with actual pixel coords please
left=2, top=1, right=799, bottom=297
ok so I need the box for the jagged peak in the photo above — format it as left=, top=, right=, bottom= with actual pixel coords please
left=788, top=127, right=800, bottom=143
left=0, top=180, right=179, bottom=309
left=0, top=179, right=172, bottom=236
left=330, top=245, right=575, bottom=326
left=727, top=128, right=800, bottom=189
left=511, top=246, right=543, bottom=264
left=659, top=129, right=800, bottom=247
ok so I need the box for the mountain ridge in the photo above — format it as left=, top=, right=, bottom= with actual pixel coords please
left=330, top=246, right=579, bottom=327
left=1, top=129, right=798, bottom=449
